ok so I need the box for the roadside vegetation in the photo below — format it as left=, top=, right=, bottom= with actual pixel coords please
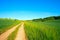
left=24, top=16, right=60, bottom=40
left=0, top=18, right=20, bottom=35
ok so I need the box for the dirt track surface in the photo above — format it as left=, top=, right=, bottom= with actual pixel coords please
left=0, top=23, right=21, bottom=40
left=15, top=22, right=27, bottom=40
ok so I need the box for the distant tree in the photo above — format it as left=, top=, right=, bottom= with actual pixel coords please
left=44, top=16, right=55, bottom=21
left=54, top=16, right=60, bottom=20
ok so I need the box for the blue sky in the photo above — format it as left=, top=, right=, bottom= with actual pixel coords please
left=0, top=0, right=60, bottom=20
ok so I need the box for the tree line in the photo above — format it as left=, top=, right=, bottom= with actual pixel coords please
left=32, top=16, right=60, bottom=22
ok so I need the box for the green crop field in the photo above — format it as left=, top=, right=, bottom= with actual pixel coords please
left=24, top=20, right=60, bottom=40
left=0, top=18, right=20, bottom=34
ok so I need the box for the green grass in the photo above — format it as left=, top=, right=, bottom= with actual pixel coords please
left=24, top=20, right=60, bottom=40
left=7, top=24, right=21, bottom=40
left=0, top=18, right=20, bottom=34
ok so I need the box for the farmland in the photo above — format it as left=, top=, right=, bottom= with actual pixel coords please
left=24, top=20, right=60, bottom=40
left=0, top=16, right=60, bottom=40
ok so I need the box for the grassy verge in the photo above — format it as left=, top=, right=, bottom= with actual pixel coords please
left=0, top=18, right=20, bottom=34
left=24, top=20, right=60, bottom=40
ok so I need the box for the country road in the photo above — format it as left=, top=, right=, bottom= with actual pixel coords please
left=0, top=22, right=27, bottom=40
left=0, top=23, right=21, bottom=40
left=15, top=22, right=27, bottom=40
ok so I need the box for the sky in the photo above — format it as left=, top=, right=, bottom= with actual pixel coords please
left=0, top=0, right=60, bottom=20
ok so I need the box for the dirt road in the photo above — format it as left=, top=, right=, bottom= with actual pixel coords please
left=0, top=23, right=21, bottom=40
left=15, top=22, right=27, bottom=40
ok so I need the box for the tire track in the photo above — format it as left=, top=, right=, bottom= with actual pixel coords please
left=0, top=23, right=21, bottom=40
